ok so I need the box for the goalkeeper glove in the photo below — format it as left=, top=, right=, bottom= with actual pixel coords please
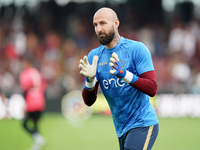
left=79, top=55, right=99, bottom=84
left=109, top=52, right=138, bottom=84
left=109, top=52, right=126, bottom=78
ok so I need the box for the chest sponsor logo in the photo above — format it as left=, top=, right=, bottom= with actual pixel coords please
left=103, top=78, right=125, bottom=89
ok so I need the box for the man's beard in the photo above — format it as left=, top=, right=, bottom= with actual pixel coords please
left=97, top=29, right=115, bottom=45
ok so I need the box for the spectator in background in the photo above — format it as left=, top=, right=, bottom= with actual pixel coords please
left=19, top=58, right=46, bottom=150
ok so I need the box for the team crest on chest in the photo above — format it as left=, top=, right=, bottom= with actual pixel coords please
left=120, top=60, right=126, bottom=68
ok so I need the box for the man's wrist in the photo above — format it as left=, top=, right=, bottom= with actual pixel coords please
left=122, top=70, right=138, bottom=84
left=85, top=77, right=97, bottom=90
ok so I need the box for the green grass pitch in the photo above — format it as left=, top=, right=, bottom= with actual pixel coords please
left=0, top=113, right=200, bottom=150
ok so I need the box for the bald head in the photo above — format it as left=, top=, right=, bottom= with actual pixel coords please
left=93, top=7, right=120, bottom=32
left=94, top=7, right=118, bottom=22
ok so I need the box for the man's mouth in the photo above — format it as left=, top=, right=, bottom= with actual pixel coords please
left=98, top=33, right=106, bottom=37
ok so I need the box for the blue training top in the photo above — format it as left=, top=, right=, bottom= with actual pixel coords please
left=86, top=37, right=159, bottom=137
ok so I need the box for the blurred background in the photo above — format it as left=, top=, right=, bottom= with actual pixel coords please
left=0, top=0, right=200, bottom=111
left=0, top=0, right=200, bottom=149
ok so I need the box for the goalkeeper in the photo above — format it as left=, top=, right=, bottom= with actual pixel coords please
left=79, top=7, right=159, bottom=150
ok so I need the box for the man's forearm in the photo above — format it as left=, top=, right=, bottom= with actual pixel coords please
left=82, top=82, right=99, bottom=106
left=130, top=71, right=157, bottom=97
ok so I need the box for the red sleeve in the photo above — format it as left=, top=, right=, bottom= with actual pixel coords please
left=130, top=70, right=157, bottom=97
left=82, top=82, right=99, bottom=106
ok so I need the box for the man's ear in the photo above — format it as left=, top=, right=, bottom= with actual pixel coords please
left=114, top=19, right=120, bottom=30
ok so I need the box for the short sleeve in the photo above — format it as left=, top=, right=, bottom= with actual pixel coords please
left=133, top=42, right=154, bottom=75
left=19, top=71, right=34, bottom=90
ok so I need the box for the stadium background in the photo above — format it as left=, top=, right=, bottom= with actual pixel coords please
left=0, top=0, right=200, bottom=149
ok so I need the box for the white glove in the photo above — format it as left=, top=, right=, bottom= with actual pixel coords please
left=79, top=55, right=99, bottom=82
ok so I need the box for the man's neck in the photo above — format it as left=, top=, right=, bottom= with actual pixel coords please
left=105, top=34, right=120, bottom=49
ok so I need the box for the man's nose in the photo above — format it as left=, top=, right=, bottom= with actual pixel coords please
left=96, top=25, right=102, bottom=33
